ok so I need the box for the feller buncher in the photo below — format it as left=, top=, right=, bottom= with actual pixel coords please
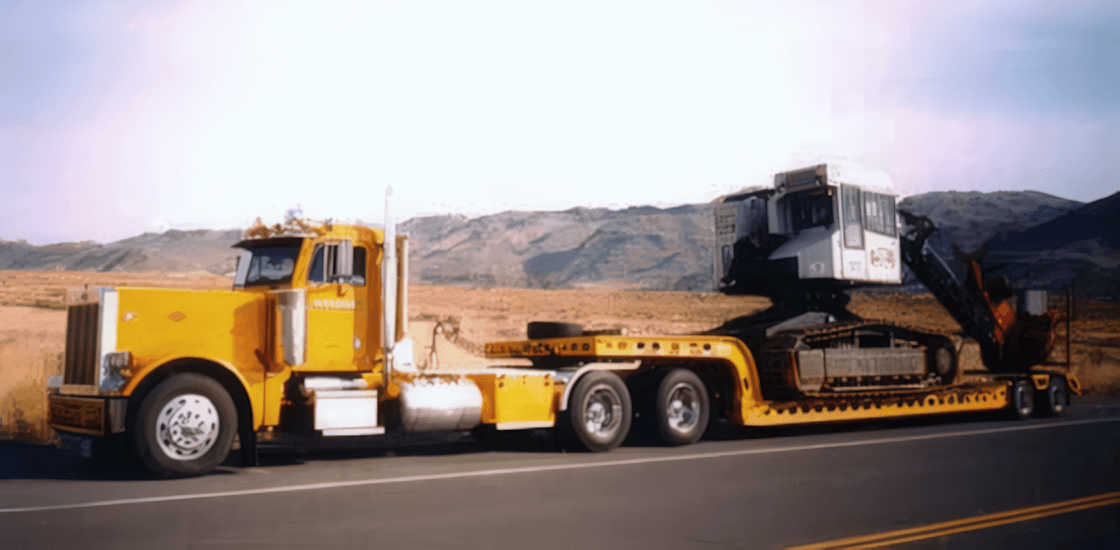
left=47, top=173, right=1077, bottom=477
left=711, top=163, right=1067, bottom=391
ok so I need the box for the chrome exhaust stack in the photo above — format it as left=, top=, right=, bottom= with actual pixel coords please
left=382, top=187, right=398, bottom=383
left=382, top=187, right=416, bottom=384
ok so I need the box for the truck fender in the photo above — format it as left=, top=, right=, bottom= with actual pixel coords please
left=557, top=361, right=641, bottom=411
left=122, top=356, right=258, bottom=429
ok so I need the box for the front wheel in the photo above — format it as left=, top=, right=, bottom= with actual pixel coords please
left=561, top=371, right=631, bottom=452
left=134, top=373, right=237, bottom=477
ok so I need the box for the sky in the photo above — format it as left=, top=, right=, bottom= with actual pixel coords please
left=1, top=0, right=1118, bottom=245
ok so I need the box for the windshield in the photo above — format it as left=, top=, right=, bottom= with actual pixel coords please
left=234, top=245, right=302, bottom=288
left=787, top=189, right=835, bottom=231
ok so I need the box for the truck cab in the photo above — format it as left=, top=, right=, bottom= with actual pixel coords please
left=47, top=217, right=446, bottom=475
left=230, top=221, right=393, bottom=374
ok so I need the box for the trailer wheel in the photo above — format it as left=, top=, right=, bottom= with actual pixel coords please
left=562, top=371, right=631, bottom=452
left=527, top=321, right=583, bottom=339
left=647, top=369, right=709, bottom=446
left=636, top=365, right=712, bottom=448
left=1043, top=377, right=1069, bottom=417
left=134, top=373, right=237, bottom=477
left=1010, top=380, right=1035, bottom=420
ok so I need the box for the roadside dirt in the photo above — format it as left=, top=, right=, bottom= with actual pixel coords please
left=0, top=270, right=233, bottom=309
left=2, top=270, right=1116, bottom=443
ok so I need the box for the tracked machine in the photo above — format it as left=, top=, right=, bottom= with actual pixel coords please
left=713, top=163, right=1060, bottom=400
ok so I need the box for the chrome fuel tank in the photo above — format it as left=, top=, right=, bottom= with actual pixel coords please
left=398, top=376, right=483, bottom=432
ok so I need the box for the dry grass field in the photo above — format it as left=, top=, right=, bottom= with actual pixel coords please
left=2, top=270, right=1117, bottom=443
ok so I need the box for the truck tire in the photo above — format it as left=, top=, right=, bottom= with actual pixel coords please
left=527, top=321, right=583, bottom=339
left=1041, top=377, right=1069, bottom=417
left=1010, top=379, right=1034, bottom=420
left=134, top=373, right=238, bottom=477
left=561, top=371, right=631, bottom=452
left=650, top=369, right=709, bottom=446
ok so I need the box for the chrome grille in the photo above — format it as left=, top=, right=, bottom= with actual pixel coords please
left=64, top=303, right=100, bottom=385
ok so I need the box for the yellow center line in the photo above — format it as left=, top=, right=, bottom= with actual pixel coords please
left=787, top=491, right=1120, bottom=549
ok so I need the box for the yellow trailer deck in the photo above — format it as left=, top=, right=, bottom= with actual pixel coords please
left=485, top=334, right=1075, bottom=428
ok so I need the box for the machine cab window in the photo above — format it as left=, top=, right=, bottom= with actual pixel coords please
left=862, top=191, right=897, bottom=237
left=841, top=185, right=864, bottom=248
left=786, top=189, right=835, bottom=232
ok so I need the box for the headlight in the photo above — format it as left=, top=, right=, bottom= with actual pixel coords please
left=99, top=351, right=133, bottom=391
left=104, top=350, right=132, bottom=369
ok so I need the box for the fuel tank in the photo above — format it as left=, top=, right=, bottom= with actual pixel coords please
left=398, top=376, right=483, bottom=432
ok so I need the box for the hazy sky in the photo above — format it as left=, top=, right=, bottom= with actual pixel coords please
left=2, top=0, right=1117, bottom=244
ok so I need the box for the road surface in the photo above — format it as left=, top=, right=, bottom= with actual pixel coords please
left=2, top=399, right=1118, bottom=549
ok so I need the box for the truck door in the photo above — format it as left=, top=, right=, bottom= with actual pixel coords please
left=302, top=240, right=370, bottom=371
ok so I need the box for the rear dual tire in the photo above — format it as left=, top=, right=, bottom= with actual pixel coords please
left=631, top=368, right=710, bottom=447
left=560, top=371, right=632, bottom=452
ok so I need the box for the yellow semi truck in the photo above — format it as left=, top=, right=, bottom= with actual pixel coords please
left=47, top=185, right=1079, bottom=477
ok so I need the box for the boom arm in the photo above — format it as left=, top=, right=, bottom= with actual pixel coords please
left=898, top=210, right=1055, bottom=373
left=898, top=211, right=998, bottom=347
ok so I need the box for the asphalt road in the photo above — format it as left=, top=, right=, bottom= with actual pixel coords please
left=2, top=400, right=1118, bottom=550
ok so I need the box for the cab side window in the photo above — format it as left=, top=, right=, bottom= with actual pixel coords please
left=841, top=185, right=864, bottom=248
left=308, top=246, right=325, bottom=284
left=307, top=244, right=366, bottom=286
left=352, top=247, right=366, bottom=285
left=862, top=192, right=897, bottom=237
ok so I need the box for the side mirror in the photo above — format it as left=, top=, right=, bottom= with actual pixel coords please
left=336, top=240, right=353, bottom=283
left=325, top=240, right=356, bottom=284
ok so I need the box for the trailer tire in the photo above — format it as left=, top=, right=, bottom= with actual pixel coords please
left=1043, top=377, right=1069, bottom=417
left=561, top=371, right=631, bottom=452
left=134, top=373, right=237, bottom=478
left=646, top=369, right=709, bottom=446
left=1010, top=380, right=1035, bottom=420
left=527, top=321, right=583, bottom=339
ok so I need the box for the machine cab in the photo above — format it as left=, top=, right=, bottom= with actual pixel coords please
left=715, top=163, right=902, bottom=296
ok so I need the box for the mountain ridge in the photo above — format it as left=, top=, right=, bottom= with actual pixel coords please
left=2, top=190, right=1113, bottom=297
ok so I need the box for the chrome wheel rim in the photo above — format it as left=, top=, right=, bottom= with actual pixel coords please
left=665, top=382, right=699, bottom=433
left=1015, top=384, right=1033, bottom=415
left=156, top=393, right=220, bottom=461
left=1050, top=386, right=1065, bottom=413
left=583, top=386, right=623, bottom=440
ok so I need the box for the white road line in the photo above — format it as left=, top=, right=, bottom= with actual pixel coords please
left=2, top=417, right=1116, bottom=514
